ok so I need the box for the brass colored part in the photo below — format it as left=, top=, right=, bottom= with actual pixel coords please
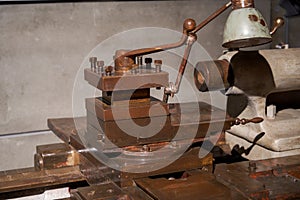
left=34, top=143, right=79, bottom=170
left=114, top=50, right=135, bottom=72
left=183, top=18, right=196, bottom=32
left=231, top=0, right=254, bottom=10
left=230, top=117, right=264, bottom=126
left=270, top=17, right=284, bottom=35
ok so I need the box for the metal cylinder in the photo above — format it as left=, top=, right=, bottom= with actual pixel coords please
left=231, top=0, right=254, bottom=9
left=194, top=60, right=230, bottom=92
left=89, top=57, right=97, bottom=70
left=114, top=50, right=135, bottom=72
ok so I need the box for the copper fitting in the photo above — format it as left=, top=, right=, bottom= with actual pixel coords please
left=231, top=0, right=254, bottom=9
left=114, top=50, right=135, bottom=72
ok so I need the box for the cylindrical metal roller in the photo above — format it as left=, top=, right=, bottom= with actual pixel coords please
left=194, top=59, right=230, bottom=92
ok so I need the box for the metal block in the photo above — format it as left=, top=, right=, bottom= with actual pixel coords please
left=84, top=68, right=168, bottom=91
left=35, top=143, right=79, bottom=170
left=86, top=97, right=169, bottom=121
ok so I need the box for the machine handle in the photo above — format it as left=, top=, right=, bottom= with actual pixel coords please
left=231, top=117, right=263, bottom=126
left=270, top=17, right=284, bottom=35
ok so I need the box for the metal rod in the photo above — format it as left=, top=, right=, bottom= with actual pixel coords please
left=174, top=34, right=196, bottom=91
left=192, top=1, right=232, bottom=34
left=163, top=33, right=197, bottom=102
left=123, top=1, right=232, bottom=58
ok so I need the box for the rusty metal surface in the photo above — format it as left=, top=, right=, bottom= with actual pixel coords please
left=71, top=182, right=131, bottom=200
left=135, top=170, right=244, bottom=200
left=215, top=154, right=300, bottom=199
left=86, top=117, right=174, bottom=148
left=84, top=68, right=169, bottom=91
left=0, top=166, right=86, bottom=197
left=122, top=186, right=153, bottom=200
left=118, top=148, right=213, bottom=187
left=6, top=118, right=300, bottom=199
left=47, top=117, right=86, bottom=143
left=48, top=117, right=214, bottom=187
left=86, top=101, right=231, bottom=148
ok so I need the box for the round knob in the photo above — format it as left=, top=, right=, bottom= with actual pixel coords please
left=270, top=17, right=284, bottom=35
left=183, top=18, right=196, bottom=32
left=105, top=66, right=114, bottom=75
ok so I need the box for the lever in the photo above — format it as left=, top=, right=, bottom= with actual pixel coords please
left=231, top=117, right=263, bottom=126
left=270, top=17, right=284, bottom=35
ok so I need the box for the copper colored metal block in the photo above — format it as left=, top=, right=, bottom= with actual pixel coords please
left=86, top=102, right=231, bottom=148
left=102, top=89, right=150, bottom=106
left=86, top=115, right=175, bottom=148
left=84, top=68, right=168, bottom=91
left=35, top=143, right=79, bottom=170
left=86, top=99, right=232, bottom=149
left=85, top=97, right=169, bottom=121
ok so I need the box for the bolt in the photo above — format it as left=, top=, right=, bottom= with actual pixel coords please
left=248, top=161, right=257, bottom=172
left=154, top=60, right=162, bottom=73
left=106, top=189, right=113, bottom=193
left=145, top=57, right=152, bottom=69
left=170, top=141, right=177, bottom=149
left=97, top=133, right=105, bottom=142
left=136, top=56, right=143, bottom=68
left=142, top=145, right=151, bottom=152
left=89, top=57, right=97, bottom=71
left=97, top=60, right=104, bottom=74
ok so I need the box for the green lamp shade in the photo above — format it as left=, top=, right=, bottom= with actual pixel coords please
left=222, top=8, right=272, bottom=48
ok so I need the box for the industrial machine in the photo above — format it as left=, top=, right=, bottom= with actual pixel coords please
left=0, top=0, right=300, bottom=199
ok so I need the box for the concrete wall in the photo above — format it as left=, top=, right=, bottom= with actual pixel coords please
left=0, top=1, right=272, bottom=170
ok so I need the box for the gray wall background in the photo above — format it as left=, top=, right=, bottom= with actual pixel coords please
left=3, top=0, right=299, bottom=170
